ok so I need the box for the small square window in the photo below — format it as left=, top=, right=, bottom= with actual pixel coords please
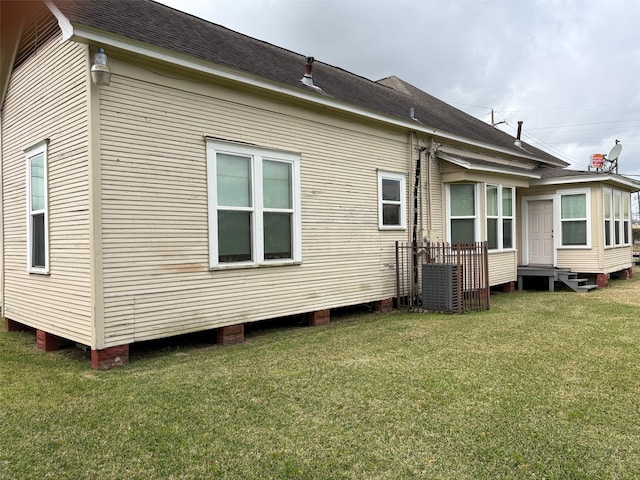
left=378, top=171, right=406, bottom=230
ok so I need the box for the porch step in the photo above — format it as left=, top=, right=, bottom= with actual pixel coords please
left=561, top=278, right=598, bottom=292
left=517, top=267, right=598, bottom=293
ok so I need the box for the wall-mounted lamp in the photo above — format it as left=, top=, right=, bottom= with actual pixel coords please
left=90, top=48, right=111, bottom=86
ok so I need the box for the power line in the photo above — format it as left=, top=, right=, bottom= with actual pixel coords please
left=501, top=101, right=640, bottom=114
left=527, top=119, right=640, bottom=131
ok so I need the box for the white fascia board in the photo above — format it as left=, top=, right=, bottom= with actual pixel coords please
left=52, top=15, right=561, bottom=166
left=438, top=152, right=541, bottom=179
left=45, top=1, right=74, bottom=41
left=531, top=174, right=640, bottom=191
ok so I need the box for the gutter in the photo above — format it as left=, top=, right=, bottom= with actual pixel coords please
left=531, top=173, right=640, bottom=191
left=45, top=2, right=565, bottom=168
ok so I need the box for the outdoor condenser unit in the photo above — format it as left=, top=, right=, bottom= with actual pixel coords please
left=422, top=263, right=461, bottom=312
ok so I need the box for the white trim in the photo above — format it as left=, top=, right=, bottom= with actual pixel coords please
left=485, top=184, right=516, bottom=252
left=206, top=139, right=301, bottom=268
left=603, top=188, right=613, bottom=249
left=25, top=140, right=50, bottom=274
left=531, top=173, right=640, bottom=190
left=622, top=192, right=632, bottom=246
left=437, top=151, right=542, bottom=179
left=446, top=183, right=479, bottom=243
left=45, top=1, right=74, bottom=41
left=520, top=194, right=557, bottom=267
left=557, top=188, right=591, bottom=249
left=377, top=170, right=407, bottom=230
left=607, top=190, right=632, bottom=248
left=48, top=11, right=569, bottom=167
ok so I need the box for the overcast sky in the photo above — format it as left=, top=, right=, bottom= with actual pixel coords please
left=155, top=0, right=640, bottom=178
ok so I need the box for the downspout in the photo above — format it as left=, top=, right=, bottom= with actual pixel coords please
left=413, top=142, right=427, bottom=303
left=427, top=138, right=436, bottom=237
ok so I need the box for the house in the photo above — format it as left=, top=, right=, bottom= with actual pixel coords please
left=2, top=0, right=638, bottom=368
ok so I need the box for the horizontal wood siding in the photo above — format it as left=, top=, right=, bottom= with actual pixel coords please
left=1, top=37, right=92, bottom=343
left=425, top=152, right=444, bottom=243
left=603, top=247, right=633, bottom=273
left=557, top=250, right=600, bottom=272
left=488, top=251, right=517, bottom=285
left=99, top=61, right=411, bottom=345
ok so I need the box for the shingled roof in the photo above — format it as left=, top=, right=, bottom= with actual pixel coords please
left=50, top=0, right=567, bottom=166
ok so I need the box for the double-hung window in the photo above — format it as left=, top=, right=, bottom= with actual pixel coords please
left=605, top=189, right=632, bottom=247
left=614, top=191, right=622, bottom=246
left=486, top=184, right=515, bottom=250
left=560, top=191, right=588, bottom=247
left=377, top=171, right=406, bottom=230
left=604, top=189, right=612, bottom=247
left=25, top=141, right=49, bottom=274
left=207, top=139, right=301, bottom=268
left=448, top=183, right=477, bottom=244
left=623, top=193, right=631, bottom=245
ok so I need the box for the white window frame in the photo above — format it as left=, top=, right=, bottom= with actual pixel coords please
left=622, top=192, right=631, bottom=246
left=558, top=188, right=591, bottom=249
left=603, top=188, right=613, bottom=248
left=605, top=189, right=632, bottom=248
left=25, top=140, right=49, bottom=274
left=206, top=139, right=301, bottom=269
left=377, top=170, right=406, bottom=230
left=485, top=184, right=515, bottom=252
left=446, top=183, right=479, bottom=244
left=614, top=191, right=622, bottom=246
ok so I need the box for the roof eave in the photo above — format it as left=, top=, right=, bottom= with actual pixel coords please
left=531, top=173, right=640, bottom=191
left=438, top=152, right=541, bottom=179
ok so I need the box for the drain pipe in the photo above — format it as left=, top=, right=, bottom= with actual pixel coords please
left=413, top=144, right=427, bottom=304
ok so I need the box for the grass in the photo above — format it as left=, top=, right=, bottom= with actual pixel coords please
left=2, top=270, right=640, bottom=479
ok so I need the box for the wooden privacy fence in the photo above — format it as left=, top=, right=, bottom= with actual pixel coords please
left=396, top=241, right=490, bottom=313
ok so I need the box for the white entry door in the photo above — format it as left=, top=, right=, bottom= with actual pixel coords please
left=528, top=200, right=554, bottom=265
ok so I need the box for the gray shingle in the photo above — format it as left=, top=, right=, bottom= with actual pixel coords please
left=53, top=0, right=567, bottom=166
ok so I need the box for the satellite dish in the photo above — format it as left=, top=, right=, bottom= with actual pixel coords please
left=608, top=143, right=622, bottom=161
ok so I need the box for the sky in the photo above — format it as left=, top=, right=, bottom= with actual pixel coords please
left=155, top=0, right=640, bottom=179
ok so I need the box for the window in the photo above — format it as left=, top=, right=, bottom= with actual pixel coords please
left=614, top=191, right=621, bottom=246
left=207, top=140, right=301, bottom=268
left=603, top=189, right=631, bottom=248
left=486, top=184, right=515, bottom=251
left=502, top=186, right=514, bottom=249
left=448, top=183, right=477, bottom=244
left=604, top=189, right=612, bottom=247
left=486, top=185, right=498, bottom=249
left=377, top=171, right=406, bottom=229
left=560, top=192, right=588, bottom=246
left=623, top=193, right=631, bottom=245
left=25, top=141, right=49, bottom=273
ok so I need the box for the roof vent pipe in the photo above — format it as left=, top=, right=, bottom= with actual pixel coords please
left=301, top=56, right=315, bottom=87
left=514, top=120, right=523, bottom=148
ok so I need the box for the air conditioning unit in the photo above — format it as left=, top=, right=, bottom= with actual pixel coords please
left=422, top=263, right=461, bottom=312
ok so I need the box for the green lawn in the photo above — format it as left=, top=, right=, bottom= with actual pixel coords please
left=2, top=271, right=640, bottom=479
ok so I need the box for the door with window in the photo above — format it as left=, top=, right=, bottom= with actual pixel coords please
left=528, top=200, right=553, bottom=265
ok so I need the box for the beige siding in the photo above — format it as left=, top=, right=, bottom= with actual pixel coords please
left=99, top=59, right=411, bottom=346
left=603, top=247, right=634, bottom=273
left=557, top=249, right=600, bottom=272
left=1, top=36, right=92, bottom=343
left=422, top=150, right=444, bottom=243
left=488, top=251, right=517, bottom=286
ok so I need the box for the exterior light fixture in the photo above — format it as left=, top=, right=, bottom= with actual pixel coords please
left=90, top=48, right=111, bottom=86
